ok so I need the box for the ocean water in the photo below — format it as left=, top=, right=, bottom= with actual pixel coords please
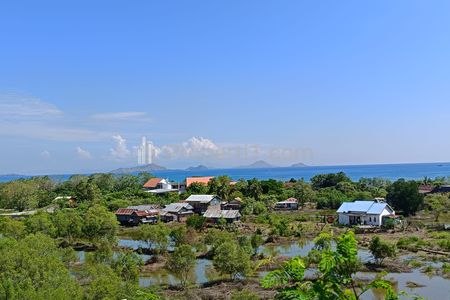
left=152, top=162, right=450, bottom=182
left=1, top=162, right=449, bottom=183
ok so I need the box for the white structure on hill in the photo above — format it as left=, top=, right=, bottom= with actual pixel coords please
left=137, top=136, right=155, bottom=165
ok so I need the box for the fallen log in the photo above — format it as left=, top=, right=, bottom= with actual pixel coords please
left=417, top=248, right=450, bottom=256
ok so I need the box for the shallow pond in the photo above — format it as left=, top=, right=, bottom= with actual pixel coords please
left=78, top=238, right=450, bottom=299
left=359, top=269, right=450, bottom=300
left=259, top=240, right=373, bottom=263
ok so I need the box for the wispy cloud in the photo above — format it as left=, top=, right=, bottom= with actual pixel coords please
left=0, top=91, right=111, bottom=142
left=0, top=120, right=108, bottom=142
left=0, top=92, right=63, bottom=118
left=91, top=112, right=151, bottom=122
left=109, top=135, right=131, bottom=161
left=76, top=146, right=93, bottom=159
left=40, top=150, right=51, bottom=159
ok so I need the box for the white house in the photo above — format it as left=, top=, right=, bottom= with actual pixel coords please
left=336, top=200, right=395, bottom=227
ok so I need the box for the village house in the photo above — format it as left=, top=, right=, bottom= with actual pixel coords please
left=160, top=202, right=194, bottom=222
left=203, top=206, right=241, bottom=224
left=143, top=178, right=179, bottom=194
left=274, top=198, right=299, bottom=210
left=336, top=199, right=395, bottom=227
left=185, top=194, right=222, bottom=214
left=115, top=205, right=160, bottom=226
left=221, top=197, right=243, bottom=211
left=431, top=184, right=450, bottom=194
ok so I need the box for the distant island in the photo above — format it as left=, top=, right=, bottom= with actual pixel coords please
left=238, top=160, right=276, bottom=169
left=290, top=162, right=308, bottom=168
left=110, top=163, right=167, bottom=174
left=186, top=165, right=209, bottom=171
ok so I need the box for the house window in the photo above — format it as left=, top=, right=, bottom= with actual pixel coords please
left=374, top=217, right=376, bottom=222
left=369, top=217, right=372, bottom=222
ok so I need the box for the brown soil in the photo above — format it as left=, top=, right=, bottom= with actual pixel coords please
left=160, top=279, right=276, bottom=300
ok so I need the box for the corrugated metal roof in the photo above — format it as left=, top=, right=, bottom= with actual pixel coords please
left=163, top=203, right=194, bottom=213
left=115, top=208, right=135, bottom=215
left=127, top=205, right=160, bottom=210
left=367, top=202, right=392, bottom=214
left=337, top=200, right=393, bottom=215
left=186, top=195, right=218, bottom=203
left=276, top=198, right=298, bottom=204
left=203, top=207, right=241, bottom=219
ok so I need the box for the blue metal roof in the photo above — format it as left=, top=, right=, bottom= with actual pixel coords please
left=336, top=200, right=392, bottom=214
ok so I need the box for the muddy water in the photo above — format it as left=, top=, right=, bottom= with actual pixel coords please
left=359, top=270, right=450, bottom=300
left=77, top=239, right=450, bottom=299
left=259, top=240, right=373, bottom=263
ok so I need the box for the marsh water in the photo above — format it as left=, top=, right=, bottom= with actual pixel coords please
left=76, top=238, right=450, bottom=299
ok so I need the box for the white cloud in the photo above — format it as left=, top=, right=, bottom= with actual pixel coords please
left=76, top=147, right=93, bottom=159
left=158, top=137, right=221, bottom=159
left=182, top=137, right=220, bottom=157
left=40, top=150, right=51, bottom=159
left=91, top=112, right=150, bottom=122
left=0, top=92, right=63, bottom=118
left=109, top=135, right=131, bottom=160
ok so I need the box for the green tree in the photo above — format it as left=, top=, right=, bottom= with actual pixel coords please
left=246, top=179, right=263, bottom=201
left=112, top=252, right=143, bottom=283
left=170, top=225, right=189, bottom=246
left=0, top=180, right=39, bottom=211
left=74, top=180, right=101, bottom=203
left=213, top=240, right=252, bottom=280
left=0, top=233, right=82, bottom=299
left=260, top=179, right=283, bottom=195
left=316, top=187, right=348, bottom=209
left=83, top=264, right=122, bottom=300
left=83, top=205, right=118, bottom=243
left=369, top=236, right=396, bottom=266
left=311, top=172, right=351, bottom=190
left=90, top=173, right=116, bottom=193
left=139, top=223, right=169, bottom=255
left=52, top=209, right=83, bottom=242
left=166, top=244, right=196, bottom=288
left=250, top=233, right=264, bottom=255
left=425, top=193, right=449, bottom=222
left=0, top=217, right=26, bottom=239
left=187, top=182, right=209, bottom=194
left=24, top=211, right=56, bottom=236
left=387, top=179, right=423, bottom=216
left=186, top=215, right=206, bottom=231
left=293, top=180, right=316, bottom=205
left=262, top=231, right=398, bottom=300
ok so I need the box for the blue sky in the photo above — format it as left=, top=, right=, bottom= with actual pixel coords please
left=1, top=1, right=450, bottom=174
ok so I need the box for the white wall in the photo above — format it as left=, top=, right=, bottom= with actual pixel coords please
left=338, top=213, right=349, bottom=225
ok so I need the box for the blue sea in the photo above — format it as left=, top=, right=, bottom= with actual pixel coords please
left=1, top=162, right=449, bottom=183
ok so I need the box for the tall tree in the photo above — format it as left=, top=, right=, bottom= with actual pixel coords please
left=213, top=240, right=252, bottom=280
left=386, top=179, right=423, bottom=216
left=425, top=193, right=449, bottom=222
left=166, top=244, right=196, bottom=288
left=83, top=205, right=118, bottom=243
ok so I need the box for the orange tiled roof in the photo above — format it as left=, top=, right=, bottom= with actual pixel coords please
left=185, top=176, right=214, bottom=187
left=143, top=178, right=163, bottom=188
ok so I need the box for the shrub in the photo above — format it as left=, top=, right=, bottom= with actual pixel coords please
left=369, top=236, right=396, bottom=265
